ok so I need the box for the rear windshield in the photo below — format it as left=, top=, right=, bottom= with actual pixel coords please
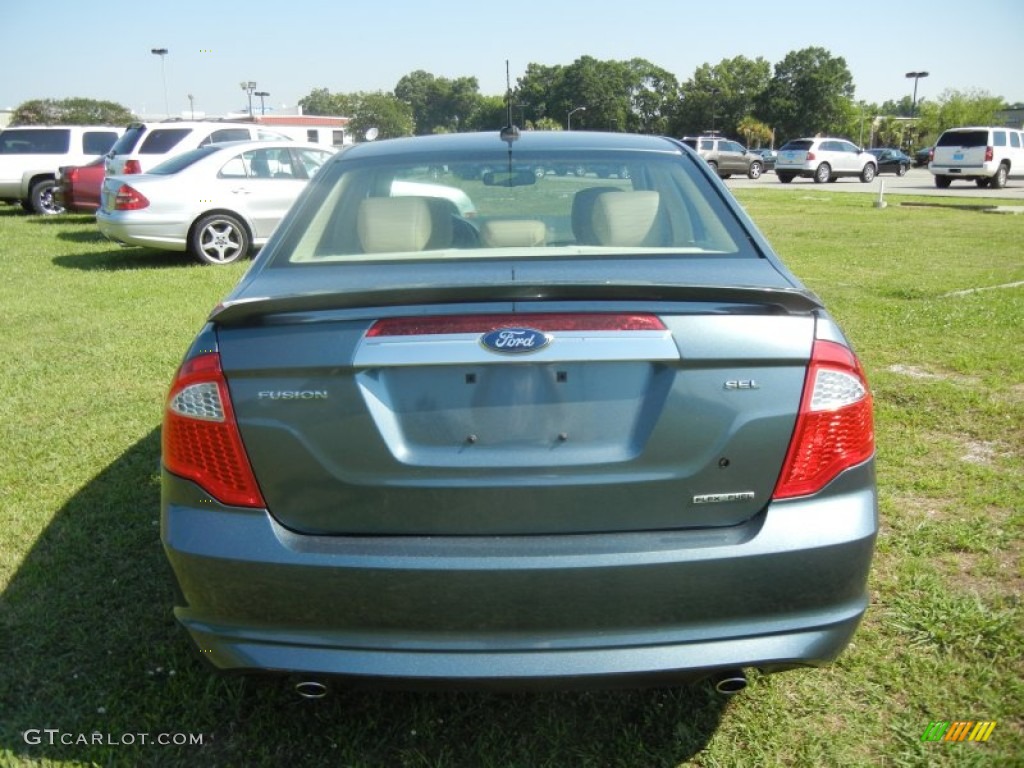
left=148, top=145, right=222, bottom=175
left=108, top=125, right=147, bottom=155
left=0, top=129, right=70, bottom=154
left=266, top=147, right=750, bottom=267
left=779, top=140, right=813, bottom=151
left=139, top=128, right=192, bottom=154
left=937, top=130, right=987, bottom=148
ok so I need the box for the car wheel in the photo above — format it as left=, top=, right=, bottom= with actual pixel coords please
left=896, top=164, right=908, bottom=177
left=934, top=175, right=952, bottom=189
left=860, top=163, right=876, bottom=183
left=991, top=163, right=1009, bottom=189
left=814, top=163, right=831, bottom=184
left=777, top=172, right=794, bottom=184
left=190, top=213, right=250, bottom=265
left=30, top=179, right=64, bottom=215
left=617, top=165, right=630, bottom=179
left=533, top=166, right=546, bottom=178
left=707, top=161, right=719, bottom=176
left=573, top=165, right=586, bottom=177
left=747, top=161, right=763, bottom=180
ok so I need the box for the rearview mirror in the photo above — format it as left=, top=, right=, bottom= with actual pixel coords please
left=482, top=169, right=537, bottom=187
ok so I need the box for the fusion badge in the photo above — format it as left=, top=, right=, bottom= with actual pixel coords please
left=480, top=327, right=552, bottom=355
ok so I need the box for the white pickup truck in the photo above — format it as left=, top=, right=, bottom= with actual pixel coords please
left=930, top=126, right=1024, bottom=189
left=0, top=125, right=123, bottom=214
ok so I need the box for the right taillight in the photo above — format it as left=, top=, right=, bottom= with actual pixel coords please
left=806, top=151, right=816, bottom=161
left=773, top=340, right=874, bottom=499
left=123, top=159, right=142, bottom=174
left=163, top=352, right=265, bottom=508
left=113, top=184, right=149, bottom=210
left=984, top=146, right=994, bottom=162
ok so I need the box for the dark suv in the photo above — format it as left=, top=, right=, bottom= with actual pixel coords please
left=680, top=136, right=764, bottom=179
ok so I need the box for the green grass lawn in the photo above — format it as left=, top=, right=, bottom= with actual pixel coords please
left=0, top=192, right=1021, bottom=767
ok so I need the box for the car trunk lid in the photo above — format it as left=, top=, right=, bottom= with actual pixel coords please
left=215, top=260, right=818, bottom=536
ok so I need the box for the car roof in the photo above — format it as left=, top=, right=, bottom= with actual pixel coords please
left=340, top=131, right=685, bottom=161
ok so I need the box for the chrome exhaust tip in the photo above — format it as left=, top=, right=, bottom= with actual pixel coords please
left=294, top=680, right=329, bottom=700
left=712, top=669, right=747, bottom=695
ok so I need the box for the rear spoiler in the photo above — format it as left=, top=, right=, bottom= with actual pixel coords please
left=210, top=283, right=823, bottom=325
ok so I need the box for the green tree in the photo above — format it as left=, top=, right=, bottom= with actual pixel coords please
left=11, top=98, right=133, bottom=126
left=298, top=88, right=354, bottom=116
left=394, top=71, right=483, bottom=134
left=347, top=92, right=414, bottom=140
left=622, top=58, right=679, bottom=134
left=756, top=47, right=855, bottom=142
left=736, top=116, right=773, bottom=148
left=670, top=56, right=771, bottom=137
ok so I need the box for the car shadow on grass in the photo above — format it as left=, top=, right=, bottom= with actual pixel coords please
left=52, top=247, right=193, bottom=271
left=1, top=429, right=727, bottom=767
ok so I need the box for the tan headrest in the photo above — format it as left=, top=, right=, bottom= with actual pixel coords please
left=479, top=219, right=547, bottom=247
left=590, top=190, right=661, bottom=246
left=356, top=197, right=452, bottom=253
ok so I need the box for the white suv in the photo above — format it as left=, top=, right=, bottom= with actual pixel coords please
left=0, top=125, right=123, bottom=214
left=775, top=138, right=877, bottom=184
left=105, top=120, right=293, bottom=176
left=930, top=126, right=1024, bottom=189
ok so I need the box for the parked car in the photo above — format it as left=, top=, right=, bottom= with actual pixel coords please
left=775, top=138, right=877, bottom=184
left=104, top=120, right=294, bottom=177
left=0, top=125, right=123, bottom=214
left=161, top=131, right=877, bottom=692
left=55, top=158, right=106, bottom=213
left=680, top=135, right=764, bottom=179
left=97, top=141, right=335, bottom=264
left=913, top=146, right=933, bottom=167
left=929, top=126, right=1024, bottom=189
left=866, top=148, right=912, bottom=176
left=748, top=148, right=777, bottom=171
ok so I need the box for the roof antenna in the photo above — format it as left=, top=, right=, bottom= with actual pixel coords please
left=500, top=59, right=520, bottom=143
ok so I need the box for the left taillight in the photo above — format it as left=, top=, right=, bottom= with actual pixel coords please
left=162, top=352, right=265, bottom=508
left=114, top=184, right=149, bottom=210
left=773, top=340, right=874, bottom=499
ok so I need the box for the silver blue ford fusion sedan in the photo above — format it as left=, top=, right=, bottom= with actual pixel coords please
left=161, top=130, right=876, bottom=692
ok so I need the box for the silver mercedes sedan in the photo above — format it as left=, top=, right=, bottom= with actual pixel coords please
left=161, top=130, right=876, bottom=694
left=97, top=140, right=335, bottom=264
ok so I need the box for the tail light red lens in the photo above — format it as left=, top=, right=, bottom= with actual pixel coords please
left=114, top=184, right=149, bottom=210
left=123, top=159, right=142, bottom=174
left=985, top=146, right=994, bottom=162
left=163, top=352, right=265, bottom=508
left=773, top=340, right=874, bottom=499
left=806, top=151, right=816, bottom=161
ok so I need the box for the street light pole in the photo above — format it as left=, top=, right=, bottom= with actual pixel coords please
left=255, top=91, right=270, bottom=116
left=710, top=87, right=721, bottom=133
left=567, top=105, right=586, bottom=131
left=151, top=48, right=169, bottom=117
left=904, top=71, right=929, bottom=152
left=240, top=81, right=257, bottom=118
left=905, top=71, right=929, bottom=118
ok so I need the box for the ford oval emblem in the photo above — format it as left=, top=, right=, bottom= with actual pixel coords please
left=480, top=327, right=552, bottom=354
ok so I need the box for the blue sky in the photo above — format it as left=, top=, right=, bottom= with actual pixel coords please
left=3, top=0, right=1022, bottom=118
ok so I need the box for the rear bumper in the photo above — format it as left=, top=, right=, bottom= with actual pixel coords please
left=161, top=461, right=876, bottom=687
left=96, top=212, right=187, bottom=251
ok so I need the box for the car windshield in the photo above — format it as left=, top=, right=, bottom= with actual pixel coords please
left=268, top=144, right=748, bottom=266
